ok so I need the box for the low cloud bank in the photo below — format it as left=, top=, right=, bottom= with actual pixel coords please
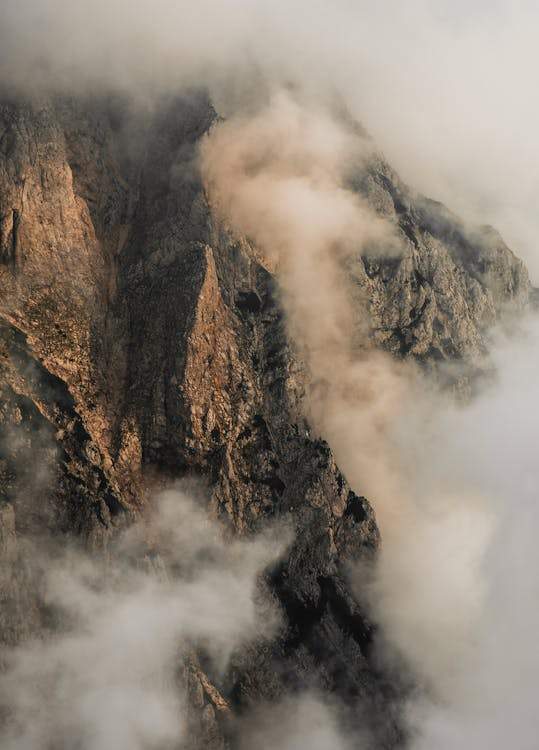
left=0, top=487, right=289, bottom=750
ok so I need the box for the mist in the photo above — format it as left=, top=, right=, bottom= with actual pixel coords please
left=390, top=319, right=539, bottom=749
left=236, top=694, right=356, bottom=750
left=1, top=1, right=538, bottom=749
left=200, top=82, right=539, bottom=750
left=0, top=487, right=289, bottom=749
left=2, top=0, right=538, bottom=277
left=200, top=89, right=409, bottom=530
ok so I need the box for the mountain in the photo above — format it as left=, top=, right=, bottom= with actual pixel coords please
left=0, top=91, right=530, bottom=748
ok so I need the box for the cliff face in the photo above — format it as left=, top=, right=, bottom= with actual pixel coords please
left=0, top=93, right=530, bottom=747
left=354, top=157, right=529, bottom=377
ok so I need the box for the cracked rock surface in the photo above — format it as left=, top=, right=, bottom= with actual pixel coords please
left=0, top=92, right=531, bottom=747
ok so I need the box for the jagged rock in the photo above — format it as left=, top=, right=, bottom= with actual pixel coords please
left=352, top=157, right=530, bottom=383
left=0, top=92, right=532, bottom=747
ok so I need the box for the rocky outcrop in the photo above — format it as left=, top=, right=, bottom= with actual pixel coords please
left=352, top=157, right=529, bottom=383
left=0, top=92, right=531, bottom=747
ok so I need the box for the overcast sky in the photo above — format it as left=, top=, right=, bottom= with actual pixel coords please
left=1, top=0, right=537, bottom=279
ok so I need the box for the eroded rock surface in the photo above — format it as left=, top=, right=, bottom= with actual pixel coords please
left=0, top=92, right=531, bottom=747
left=354, top=156, right=529, bottom=382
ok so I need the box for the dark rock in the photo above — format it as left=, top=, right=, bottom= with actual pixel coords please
left=0, top=92, right=531, bottom=747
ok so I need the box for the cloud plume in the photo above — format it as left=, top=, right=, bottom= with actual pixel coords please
left=1, top=2, right=539, bottom=748
left=201, top=81, right=539, bottom=750
left=0, top=486, right=289, bottom=750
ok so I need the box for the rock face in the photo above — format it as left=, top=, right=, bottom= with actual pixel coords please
left=353, top=157, right=529, bottom=381
left=0, top=92, right=531, bottom=747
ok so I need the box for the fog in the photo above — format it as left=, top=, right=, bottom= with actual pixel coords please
left=1, top=2, right=538, bottom=748
left=2, top=0, right=538, bottom=276
left=0, top=488, right=289, bottom=749
left=201, top=83, right=539, bottom=749
left=391, top=319, right=539, bottom=749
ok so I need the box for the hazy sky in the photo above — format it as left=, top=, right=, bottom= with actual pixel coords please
left=1, top=4, right=538, bottom=749
left=1, top=1, right=537, bottom=278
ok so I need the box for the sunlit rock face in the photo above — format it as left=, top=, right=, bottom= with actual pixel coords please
left=0, top=92, right=531, bottom=749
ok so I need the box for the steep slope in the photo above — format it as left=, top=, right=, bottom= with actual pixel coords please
left=0, top=92, right=531, bottom=747
left=354, top=156, right=529, bottom=378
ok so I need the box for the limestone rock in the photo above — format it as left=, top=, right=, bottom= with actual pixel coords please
left=0, top=92, right=532, bottom=747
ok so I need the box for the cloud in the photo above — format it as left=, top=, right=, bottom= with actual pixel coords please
left=396, top=317, right=539, bottom=749
left=0, top=486, right=290, bottom=750
left=237, top=694, right=358, bottom=750
left=201, top=80, right=539, bottom=750
left=2, top=1, right=538, bottom=276
left=2, top=3, right=539, bottom=747
left=200, top=89, right=411, bottom=524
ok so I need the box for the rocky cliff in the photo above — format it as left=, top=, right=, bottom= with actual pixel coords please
left=0, top=92, right=531, bottom=747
